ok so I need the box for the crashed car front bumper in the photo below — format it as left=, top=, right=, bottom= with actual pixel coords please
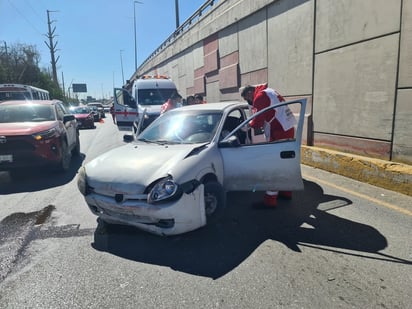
left=84, top=185, right=206, bottom=236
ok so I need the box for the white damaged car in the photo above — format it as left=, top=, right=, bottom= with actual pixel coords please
left=77, top=99, right=307, bottom=236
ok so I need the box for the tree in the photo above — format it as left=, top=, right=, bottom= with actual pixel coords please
left=0, top=42, right=63, bottom=100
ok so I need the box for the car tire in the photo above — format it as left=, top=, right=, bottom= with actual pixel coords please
left=72, top=133, right=81, bottom=156
left=204, top=181, right=226, bottom=224
left=56, top=140, right=71, bottom=172
left=96, top=217, right=112, bottom=234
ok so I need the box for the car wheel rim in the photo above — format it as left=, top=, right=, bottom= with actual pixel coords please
left=205, top=192, right=217, bottom=216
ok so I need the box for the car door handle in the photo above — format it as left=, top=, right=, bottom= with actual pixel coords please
left=280, top=151, right=295, bottom=159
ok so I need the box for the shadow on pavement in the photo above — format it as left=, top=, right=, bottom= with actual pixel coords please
left=0, top=154, right=85, bottom=194
left=91, top=180, right=407, bottom=279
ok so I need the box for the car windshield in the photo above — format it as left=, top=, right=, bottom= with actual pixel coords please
left=137, top=89, right=176, bottom=106
left=138, top=110, right=223, bottom=144
left=72, top=107, right=91, bottom=114
left=0, top=91, right=31, bottom=102
left=0, top=104, right=54, bottom=123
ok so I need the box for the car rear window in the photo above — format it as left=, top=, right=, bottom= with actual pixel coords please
left=72, top=107, right=91, bottom=114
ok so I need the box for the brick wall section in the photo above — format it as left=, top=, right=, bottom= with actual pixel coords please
left=219, top=52, right=239, bottom=90
left=194, top=67, right=205, bottom=95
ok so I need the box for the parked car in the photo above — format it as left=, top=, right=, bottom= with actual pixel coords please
left=87, top=102, right=105, bottom=119
left=88, top=105, right=101, bottom=122
left=0, top=100, right=80, bottom=178
left=103, top=104, right=111, bottom=113
left=70, top=106, right=95, bottom=129
left=77, top=99, right=306, bottom=236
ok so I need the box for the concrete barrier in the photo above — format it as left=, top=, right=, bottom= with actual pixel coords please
left=301, top=145, right=412, bottom=197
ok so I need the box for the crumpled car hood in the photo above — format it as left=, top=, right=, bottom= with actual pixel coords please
left=85, top=142, right=200, bottom=193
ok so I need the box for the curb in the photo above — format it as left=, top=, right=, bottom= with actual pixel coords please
left=301, top=146, right=412, bottom=197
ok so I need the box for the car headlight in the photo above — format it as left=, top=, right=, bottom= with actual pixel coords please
left=77, top=166, right=90, bottom=196
left=32, top=127, right=57, bottom=140
left=148, top=177, right=182, bottom=204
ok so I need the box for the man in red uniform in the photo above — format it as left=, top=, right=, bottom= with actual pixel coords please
left=241, top=84, right=296, bottom=207
left=160, top=92, right=182, bottom=115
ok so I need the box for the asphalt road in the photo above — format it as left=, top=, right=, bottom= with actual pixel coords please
left=0, top=118, right=411, bottom=309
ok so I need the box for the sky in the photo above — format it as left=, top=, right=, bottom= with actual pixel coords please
left=0, top=0, right=212, bottom=100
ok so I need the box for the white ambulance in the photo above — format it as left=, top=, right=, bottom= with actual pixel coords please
left=113, top=75, right=177, bottom=131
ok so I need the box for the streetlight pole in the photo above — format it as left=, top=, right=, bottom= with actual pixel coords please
left=134, top=1, right=143, bottom=71
left=120, top=49, right=125, bottom=86
left=175, top=0, right=180, bottom=28
left=68, top=79, right=74, bottom=100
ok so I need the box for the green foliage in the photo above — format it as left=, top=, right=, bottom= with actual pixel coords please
left=0, top=42, right=63, bottom=100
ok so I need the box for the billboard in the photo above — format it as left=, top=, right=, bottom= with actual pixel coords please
left=72, top=83, right=87, bottom=93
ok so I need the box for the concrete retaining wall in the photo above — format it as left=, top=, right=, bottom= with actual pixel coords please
left=135, top=0, right=412, bottom=165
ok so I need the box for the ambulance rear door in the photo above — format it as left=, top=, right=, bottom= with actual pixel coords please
left=113, top=88, right=138, bottom=131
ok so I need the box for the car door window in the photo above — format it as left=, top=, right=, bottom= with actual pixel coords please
left=55, top=104, right=65, bottom=121
left=219, top=99, right=306, bottom=192
left=224, top=102, right=300, bottom=146
left=220, top=109, right=247, bottom=143
left=115, top=89, right=136, bottom=108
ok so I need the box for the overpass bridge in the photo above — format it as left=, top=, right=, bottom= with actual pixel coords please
left=129, top=0, right=412, bottom=196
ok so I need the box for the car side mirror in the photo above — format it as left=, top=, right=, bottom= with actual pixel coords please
left=123, top=134, right=134, bottom=143
left=127, top=96, right=137, bottom=109
left=63, top=114, right=75, bottom=122
left=219, top=135, right=241, bottom=148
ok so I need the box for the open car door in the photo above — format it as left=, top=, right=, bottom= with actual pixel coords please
left=113, top=88, right=138, bottom=131
left=219, top=99, right=307, bottom=192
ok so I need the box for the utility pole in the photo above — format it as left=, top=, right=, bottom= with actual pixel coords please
left=45, top=10, right=60, bottom=85
left=61, top=71, right=65, bottom=97
left=134, top=1, right=143, bottom=72
left=120, top=50, right=125, bottom=86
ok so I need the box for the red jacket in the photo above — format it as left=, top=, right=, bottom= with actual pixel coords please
left=160, top=99, right=176, bottom=114
left=249, top=84, right=294, bottom=141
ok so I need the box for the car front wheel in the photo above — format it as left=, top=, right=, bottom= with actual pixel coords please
left=56, top=140, right=71, bottom=172
left=204, top=181, right=226, bottom=224
left=72, top=133, right=81, bottom=156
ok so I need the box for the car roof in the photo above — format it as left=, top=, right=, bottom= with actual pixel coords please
left=175, top=101, right=248, bottom=112
left=133, top=78, right=176, bottom=89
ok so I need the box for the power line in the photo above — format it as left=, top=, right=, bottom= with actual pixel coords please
left=24, top=0, right=44, bottom=22
left=7, top=0, right=43, bottom=35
